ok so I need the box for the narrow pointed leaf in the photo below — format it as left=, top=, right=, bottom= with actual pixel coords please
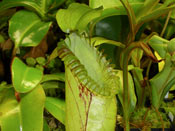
left=56, top=3, right=102, bottom=33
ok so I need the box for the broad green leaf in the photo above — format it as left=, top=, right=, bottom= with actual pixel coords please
left=45, top=97, right=65, bottom=124
left=150, top=53, right=175, bottom=108
left=116, top=70, right=137, bottom=114
left=148, top=35, right=168, bottom=59
left=9, top=10, right=51, bottom=48
left=91, top=3, right=143, bottom=28
left=11, top=57, right=43, bottom=93
left=91, top=37, right=125, bottom=48
left=20, top=85, right=46, bottom=131
left=89, top=0, right=144, bottom=9
left=41, top=73, right=65, bottom=83
left=0, top=88, right=20, bottom=131
left=0, top=0, right=65, bottom=17
left=0, top=0, right=45, bottom=17
left=56, top=3, right=102, bottom=33
left=89, top=0, right=122, bottom=9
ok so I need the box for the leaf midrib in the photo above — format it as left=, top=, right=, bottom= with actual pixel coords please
left=16, top=20, right=41, bottom=47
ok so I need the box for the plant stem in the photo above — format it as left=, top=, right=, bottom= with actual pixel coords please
left=122, top=41, right=157, bottom=131
left=12, top=47, right=17, bottom=58
left=160, top=10, right=172, bottom=37
left=120, top=0, right=137, bottom=43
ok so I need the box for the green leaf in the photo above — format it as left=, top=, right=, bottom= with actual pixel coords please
left=41, top=73, right=65, bottom=83
left=0, top=82, right=13, bottom=92
left=0, top=88, right=20, bottom=131
left=136, top=0, right=159, bottom=19
left=89, top=0, right=122, bottom=9
left=47, top=0, right=66, bottom=12
left=42, top=81, right=60, bottom=89
left=9, top=10, right=51, bottom=48
left=20, top=85, right=46, bottom=131
left=0, top=0, right=45, bottom=17
left=45, top=97, right=65, bottom=124
left=167, top=38, right=175, bottom=54
left=131, top=67, right=145, bottom=107
left=48, top=47, right=59, bottom=63
left=0, top=0, right=64, bottom=17
left=11, top=57, right=43, bottom=93
left=165, top=24, right=175, bottom=39
left=131, top=48, right=143, bottom=67
left=148, top=35, right=168, bottom=59
left=91, top=37, right=125, bottom=48
left=43, top=119, right=50, bottom=131
left=0, top=34, right=5, bottom=43
left=56, top=3, right=102, bottom=33
left=138, top=4, right=175, bottom=24
left=150, top=53, right=175, bottom=108
left=91, top=2, right=144, bottom=28
left=89, top=0, right=144, bottom=9
left=164, top=0, right=175, bottom=6
left=171, top=9, right=175, bottom=19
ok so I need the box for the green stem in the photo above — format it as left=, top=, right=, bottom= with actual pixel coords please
left=122, top=41, right=157, bottom=131
left=120, top=0, right=137, bottom=43
left=12, top=47, right=17, bottom=58
left=160, top=10, right=172, bottom=37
